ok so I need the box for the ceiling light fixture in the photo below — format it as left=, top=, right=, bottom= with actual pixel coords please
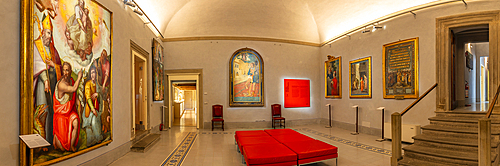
left=123, top=0, right=136, bottom=7
left=371, top=23, right=383, bottom=32
left=361, top=27, right=371, bottom=33
left=133, top=8, right=143, bottom=16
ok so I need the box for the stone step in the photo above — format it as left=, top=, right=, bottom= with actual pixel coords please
left=421, top=124, right=500, bottom=136
left=429, top=116, right=500, bottom=123
left=402, top=145, right=497, bottom=164
left=398, top=157, right=464, bottom=166
left=428, top=116, right=500, bottom=128
left=132, top=130, right=149, bottom=144
left=435, top=111, right=500, bottom=119
left=130, top=133, right=161, bottom=153
left=413, top=134, right=499, bottom=148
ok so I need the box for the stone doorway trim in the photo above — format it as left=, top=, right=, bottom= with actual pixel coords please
left=436, top=10, right=500, bottom=111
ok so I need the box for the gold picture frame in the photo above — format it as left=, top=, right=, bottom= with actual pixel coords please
left=382, top=38, right=419, bottom=99
left=229, top=48, right=264, bottom=107
left=325, top=55, right=341, bottom=98
left=20, top=0, right=113, bottom=165
left=349, top=56, right=372, bottom=98
left=152, top=39, right=164, bottom=101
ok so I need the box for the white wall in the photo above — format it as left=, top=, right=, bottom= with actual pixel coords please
left=320, top=1, right=500, bottom=129
left=164, top=41, right=321, bottom=124
left=0, top=0, right=163, bottom=165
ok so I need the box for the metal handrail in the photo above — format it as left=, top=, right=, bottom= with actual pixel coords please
left=401, top=83, right=438, bottom=116
left=486, top=84, right=500, bottom=118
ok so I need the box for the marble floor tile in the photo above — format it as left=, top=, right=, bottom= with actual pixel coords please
left=110, top=124, right=397, bottom=166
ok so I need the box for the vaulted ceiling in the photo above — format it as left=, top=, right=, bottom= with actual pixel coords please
left=135, top=0, right=438, bottom=44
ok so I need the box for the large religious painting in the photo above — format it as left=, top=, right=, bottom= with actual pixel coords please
left=152, top=39, right=164, bottom=101
left=349, top=56, right=371, bottom=98
left=383, top=38, right=419, bottom=99
left=20, top=0, right=112, bottom=165
left=229, top=48, right=264, bottom=107
left=325, top=55, right=341, bottom=98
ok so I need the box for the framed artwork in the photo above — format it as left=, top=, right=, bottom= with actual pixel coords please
left=465, top=51, right=473, bottom=70
left=382, top=38, right=419, bottom=99
left=325, top=55, right=342, bottom=98
left=20, top=0, right=112, bottom=165
left=152, top=39, right=164, bottom=101
left=229, top=48, right=264, bottom=107
left=284, top=79, right=310, bottom=108
left=349, top=56, right=372, bottom=98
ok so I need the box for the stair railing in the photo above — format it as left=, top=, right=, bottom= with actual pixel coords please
left=391, top=83, right=437, bottom=166
left=479, top=84, right=500, bottom=166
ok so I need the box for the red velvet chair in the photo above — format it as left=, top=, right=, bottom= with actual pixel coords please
left=271, top=104, right=285, bottom=129
left=212, top=104, right=224, bottom=131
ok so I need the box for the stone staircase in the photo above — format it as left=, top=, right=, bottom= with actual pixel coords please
left=130, top=130, right=161, bottom=153
left=398, top=111, right=500, bottom=165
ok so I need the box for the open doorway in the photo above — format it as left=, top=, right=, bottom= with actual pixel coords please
left=130, top=44, right=149, bottom=139
left=479, top=55, right=490, bottom=111
left=450, top=25, right=489, bottom=111
left=172, top=82, right=197, bottom=127
left=166, top=72, right=202, bottom=129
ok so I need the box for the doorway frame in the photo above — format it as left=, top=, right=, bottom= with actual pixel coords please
left=436, top=10, right=500, bottom=111
left=165, top=69, right=203, bottom=129
left=130, top=41, right=150, bottom=139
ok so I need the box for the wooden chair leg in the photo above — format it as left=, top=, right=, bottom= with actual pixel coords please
left=222, top=122, right=224, bottom=131
left=212, top=121, right=214, bottom=131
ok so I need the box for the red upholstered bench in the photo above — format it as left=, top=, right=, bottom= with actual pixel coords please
left=282, top=140, right=338, bottom=165
left=238, top=135, right=279, bottom=155
left=264, top=129, right=299, bottom=136
left=235, top=130, right=270, bottom=144
left=243, top=144, right=297, bottom=166
left=271, top=133, right=315, bottom=143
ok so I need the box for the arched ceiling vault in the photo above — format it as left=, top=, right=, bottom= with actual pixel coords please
left=135, top=0, right=442, bottom=45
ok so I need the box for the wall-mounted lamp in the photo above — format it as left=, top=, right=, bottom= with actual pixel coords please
left=123, top=0, right=136, bottom=7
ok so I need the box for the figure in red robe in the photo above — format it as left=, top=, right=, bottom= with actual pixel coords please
left=53, top=62, right=83, bottom=152
left=331, top=71, right=339, bottom=95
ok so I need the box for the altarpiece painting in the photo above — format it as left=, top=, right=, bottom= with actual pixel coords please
left=382, top=38, right=419, bottom=99
left=325, top=55, right=342, bottom=98
left=349, top=56, right=372, bottom=98
left=20, top=0, right=113, bottom=165
left=229, top=48, right=264, bottom=106
left=152, top=39, right=164, bottom=101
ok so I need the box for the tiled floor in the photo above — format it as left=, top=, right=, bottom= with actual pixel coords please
left=109, top=124, right=404, bottom=166
left=453, top=101, right=489, bottom=112
left=173, top=109, right=197, bottom=127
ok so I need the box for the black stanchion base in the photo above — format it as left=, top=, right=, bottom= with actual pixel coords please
left=350, top=132, right=359, bottom=135
left=325, top=126, right=332, bottom=128
left=376, top=138, right=386, bottom=142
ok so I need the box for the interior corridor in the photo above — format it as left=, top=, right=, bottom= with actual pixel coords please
left=173, top=109, right=197, bottom=127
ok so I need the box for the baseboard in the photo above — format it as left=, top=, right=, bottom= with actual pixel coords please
left=320, top=118, right=381, bottom=136
left=78, top=124, right=162, bottom=166
left=203, top=119, right=322, bottom=129
left=77, top=141, right=132, bottom=166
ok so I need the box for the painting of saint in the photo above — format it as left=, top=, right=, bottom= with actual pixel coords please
left=349, top=57, right=371, bottom=98
left=229, top=48, right=264, bottom=106
left=325, top=56, right=341, bottom=98
left=152, top=39, right=164, bottom=101
left=21, top=0, right=112, bottom=165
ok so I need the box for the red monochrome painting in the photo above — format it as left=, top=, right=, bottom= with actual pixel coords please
left=284, top=79, right=310, bottom=108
